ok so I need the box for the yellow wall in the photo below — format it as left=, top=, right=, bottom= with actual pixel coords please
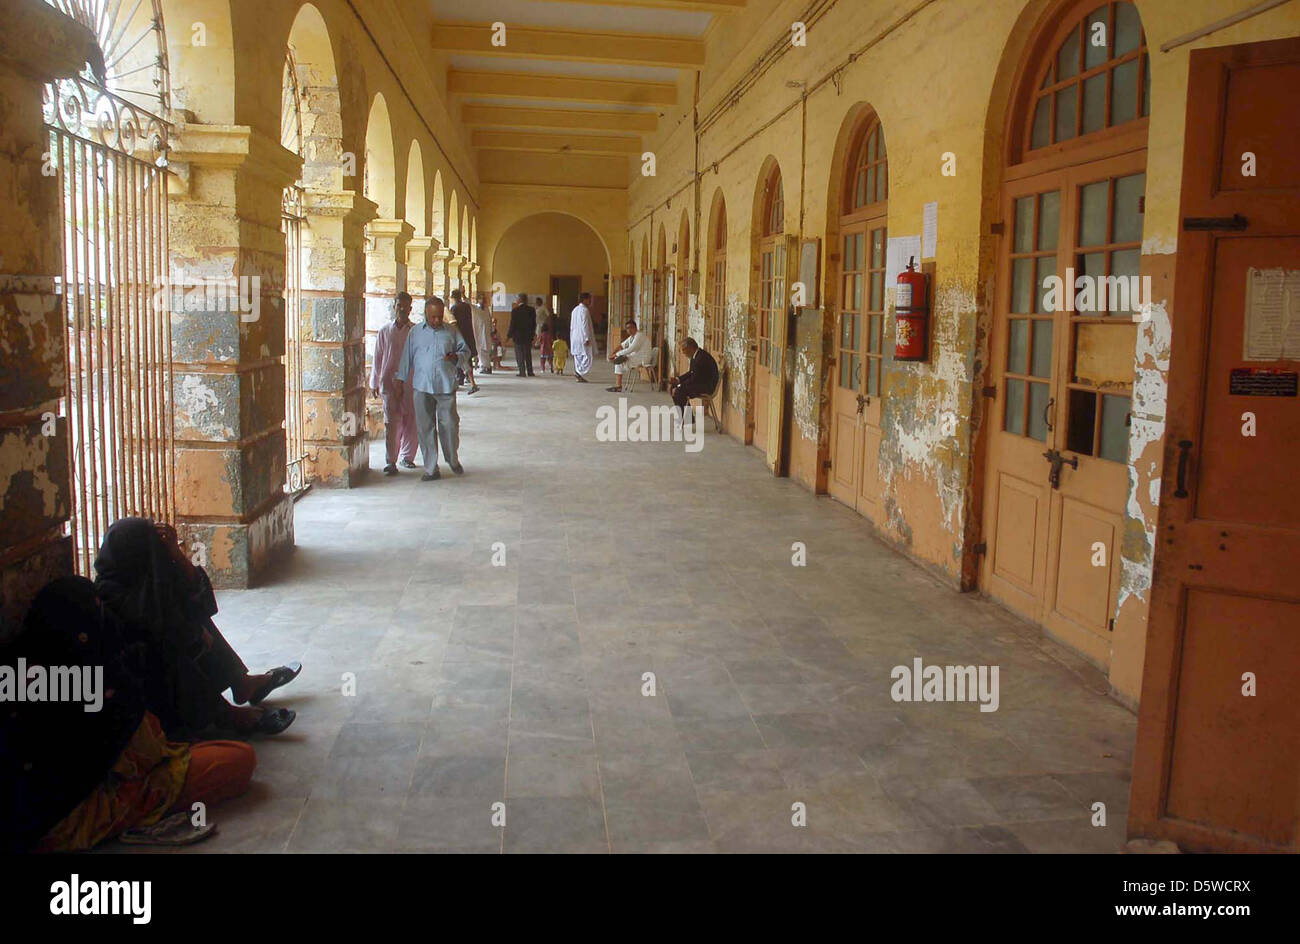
left=490, top=212, right=610, bottom=302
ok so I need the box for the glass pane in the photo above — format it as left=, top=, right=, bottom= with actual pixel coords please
left=840, top=313, right=852, bottom=347
left=868, top=314, right=881, bottom=353
left=1100, top=394, right=1130, bottom=462
left=853, top=274, right=863, bottom=310
left=850, top=354, right=860, bottom=389
left=1031, top=319, right=1054, bottom=378
left=1030, top=96, right=1052, bottom=150
left=1079, top=180, right=1109, bottom=247
left=1082, top=73, right=1107, bottom=134
left=1108, top=249, right=1141, bottom=317
left=1075, top=321, right=1136, bottom=384
left=1005, top=378, right=1026, bottom=435
left=854, top=172, right=865, bottom=208
left=850, top=313, right=860, bottom=349
left=1067, top=388, right=1097, bottom=455
left=1111, top=58, right=1139, bottom=124
left=842, top=275, right=854, bottom=312
left=1012, top=258, right=1034, bottom=313
left=1078, top=250, right=1106, bottom=288
left=870, top=229, right=883, bottom=268
left=1008, top=318, right=1029, bottom=374
left=839, top=357, right=853, bottom=389
left=1038, top=191, right=1061, bottom=251
left=870, top=272, right=882, bottom=311
left=1141, top=54, right=1150, bottom=117
left=867, top=357, right=879, bottom=396
left=1057, top=25, right=1081, bottom=80
left=867, top=129, right=877, bottom=162
left=1055, top=87, right=1077, bottom=142
left=1036, top=256, right=1056, bottom=314
left=875, top=164, right=887, bottom=203
left=877, top=131, right=886, bottom=159
left=1014, top=196, right=1035, bottom=253
left=866, top=167, right=876, bottom=205
left=1027, top=382, right=1050, bottom=441
left=843, top=234, right=854, bottom=269
left=1041, top=64, right=1054, bottom=89
left=1113, top=173, right=1145, bottom=243
left=1085, top=7, right=1110, bottom=69
left=1115, top=2, right=1141, bottom=56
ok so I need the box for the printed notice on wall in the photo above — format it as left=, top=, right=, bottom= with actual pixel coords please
left=1242, top=267, right=1300, bottom=360
left=886, top=235, right=922, bottom=287
left=922, top=202, right=938, bottom=259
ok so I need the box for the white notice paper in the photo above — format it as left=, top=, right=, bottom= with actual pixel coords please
left=922, top=202, right=938, bottom=259
left=1242, top=267, right=1300, bottom=360
left=886, top=235, right=922, bottom=287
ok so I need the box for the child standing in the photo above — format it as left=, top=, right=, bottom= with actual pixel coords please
left=537, top=323, right=554, bottom=373
left=490, top=323, right=505, bottom=371
left=552, top=336, right=569, bottom=376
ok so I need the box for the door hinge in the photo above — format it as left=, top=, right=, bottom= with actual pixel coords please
left=981, top=385, right=997, bottom=398
left=1107, top=618, right=1115, bottom=633
left=989, top=222, right=1005, bottom=235
left=822, top=459, right=833, bottom=470
left=1182, top=214, right=1248, bottom=232
left=972, top=542, right=987, bottom=555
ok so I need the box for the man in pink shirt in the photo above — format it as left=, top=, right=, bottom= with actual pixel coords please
left=370, top=292, right=418, bottom=475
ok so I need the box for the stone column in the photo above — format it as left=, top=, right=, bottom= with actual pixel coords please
left=362, top=219, right=412, bottom=443
left=166, top=123, right=302, bottom=587
left=468, top=263, right=480, bottom=297
left=434, top=246, right=454, bottom=301
left=300, top=188, right=377, bottom=488
left=0, top=2, right=95, bottom=622
left=405, top=235, right=435, bottom=301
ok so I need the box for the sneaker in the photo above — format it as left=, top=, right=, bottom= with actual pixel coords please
left=468, top=384, right=480, bottom=394
left=575, top=375, right=589, bottom=383
left=421, top=470, right=440, bottom=481
left=605, top=386, right=620, bottom=392
left=400, top=459, right=416, bottom=469
left=450, top=462, right=464, bottom=475
left=383, top=464, right=397, bottom=476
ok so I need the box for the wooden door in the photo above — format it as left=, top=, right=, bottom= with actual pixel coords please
left=763, top=235, right=798, bottom=472
left=753, top=240, right=778, bottom=452
left=1130, top=37, right=1300, bottom=853
left=829, top=220, right=887, bottom=517
left=981, top=153, right=1142, bottom=663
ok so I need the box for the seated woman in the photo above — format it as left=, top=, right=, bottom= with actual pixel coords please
left=93, top=517, right=300, bottom=738
left=1, top=577, right=256, bottom=851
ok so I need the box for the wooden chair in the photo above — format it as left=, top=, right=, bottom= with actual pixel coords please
left=690, top=353, right=725, bottom=433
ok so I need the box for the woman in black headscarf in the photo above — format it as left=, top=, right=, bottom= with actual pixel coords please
left=93, top=517, right=299, bottom=738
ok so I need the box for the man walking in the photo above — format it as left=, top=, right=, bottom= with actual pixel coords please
left=569, top=291, right=594, bottom=383
left=472, top=290, right=494, bottom=375
left=370, top=291, right=418, bottom=475
left=393, top=297, right=468, bottom=480
left=507, top=292, right=537, bottom=377
left=448, top=289, right=480, bottom=394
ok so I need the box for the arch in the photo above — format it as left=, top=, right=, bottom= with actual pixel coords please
left=284, top=2, right=342, bottom=191
left=489, top=212, right=612, bottom=311
left=704, top=188, right=728, bottom=355
left=162, top=0, right=233, bottom=122
left=447, top=191, right=459, bottom=253
left=405, top=140, right=427, bottom=235
left=363, top=92, right=396, bottom=218
left=461, top=206, right=471, bottom=261
left=470, top=218, right=477, bottom=264
left=431, top=170, right=446, bottom=247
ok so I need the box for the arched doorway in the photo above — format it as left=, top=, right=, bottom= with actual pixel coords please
left=751, top=159, right=786, bottom=454
left=704, top=190, right=727, bottom=359
left=979, top=0, right=1150, bottom=665
left=281, top=44, right=307, bottom=495
left=827, top=108, right=889, bottom=520
left=674, top=209, right=691, bottom=373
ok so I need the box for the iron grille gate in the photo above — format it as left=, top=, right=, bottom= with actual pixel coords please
left=283, top=189, right=308, bottom=496
left=45, top=74, right=175, bottom=575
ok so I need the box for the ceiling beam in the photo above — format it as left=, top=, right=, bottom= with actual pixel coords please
left=433, top=22, right=704, bottom=70
left=531, top=0, right=746, bottom=12
left=472, top=129, right=642, bottom=155
left=462, top=104, right=658, bottom=133
left=448, top=69, right=677, bottom=107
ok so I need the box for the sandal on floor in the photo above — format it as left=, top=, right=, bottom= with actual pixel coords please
left=119, top=812, right=217, bottom=846
left=248, top=661, right=302, bottom=705
left=253, top=706, right=296, bottom=736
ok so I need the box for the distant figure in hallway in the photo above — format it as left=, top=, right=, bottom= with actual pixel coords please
left=569, top=291, right=594, bottom=383
left=606, top=318, right=649, bottom=393
left=394, top=297, right=467, bottom=480
left=490, top=322, right=505, bottom=370
left=449, top=289, right=480, bottom=394
left=669, top=337, right=719, bottom=424
left=553, top=336, right=569, bottom=375
left=472, top=290, right=494, bottom=374
left=371, top=292, right=418, bottom=475
left=534, top=295, right=552, bottom=340
left=508, top=293, right=537, bottom=377
left=537, top=322, right=554, bottom=373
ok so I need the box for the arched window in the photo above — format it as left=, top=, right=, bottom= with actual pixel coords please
left=837, top=115, right=888, bottom=397
left=757, top=166, right=785, bottom=370
left=1025, top=1, right=1149, bottom=152
left=763, top=174, right=784, bottom=237
left=845, top=118, right=888, bottom=212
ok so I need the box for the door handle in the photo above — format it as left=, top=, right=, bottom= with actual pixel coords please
left=1042, top=396, right=1055, bottom=432
left=1174, top=439, right=1193, bottom=498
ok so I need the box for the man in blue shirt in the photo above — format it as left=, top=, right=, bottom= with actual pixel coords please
left=393, top=297, right=468, bottom=480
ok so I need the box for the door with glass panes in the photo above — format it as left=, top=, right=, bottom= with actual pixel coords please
left=982, top=156, right=1144, bottom=661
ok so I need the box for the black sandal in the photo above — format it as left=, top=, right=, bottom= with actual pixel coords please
left=247, top=661, right=302, bottom=705
left=253, top=706, right=296, bottom=736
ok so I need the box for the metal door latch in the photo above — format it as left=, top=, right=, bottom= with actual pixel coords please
left=1042, top=448, right=1078, bottom=490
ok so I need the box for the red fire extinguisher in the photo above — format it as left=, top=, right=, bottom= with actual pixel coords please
left=894, top=256, right=928, bottom=362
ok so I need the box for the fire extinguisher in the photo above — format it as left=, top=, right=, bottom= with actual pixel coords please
left=894, top=256, right=929, bottom=362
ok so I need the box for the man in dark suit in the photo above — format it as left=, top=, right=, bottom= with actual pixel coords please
left=507, top=293, right=537, bottom=377
left=669, top=337, right=719, bottom=424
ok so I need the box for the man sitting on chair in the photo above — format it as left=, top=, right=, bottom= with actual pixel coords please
left=669, top=337, right=719, bottom=424
left=606, top=318, right=649, bottom=393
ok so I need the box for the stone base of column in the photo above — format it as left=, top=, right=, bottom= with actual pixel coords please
left=179, top=491, right=294, bottom=589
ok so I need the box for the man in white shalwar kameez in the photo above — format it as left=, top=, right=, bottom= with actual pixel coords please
left=569, top=292, right=594, bottom=383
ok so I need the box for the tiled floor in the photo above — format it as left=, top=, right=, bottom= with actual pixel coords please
left=115, top=357, right=1137, bottom=853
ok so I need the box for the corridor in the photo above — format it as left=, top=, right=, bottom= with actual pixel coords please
left=134, top=363, right=1134, bottom=854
